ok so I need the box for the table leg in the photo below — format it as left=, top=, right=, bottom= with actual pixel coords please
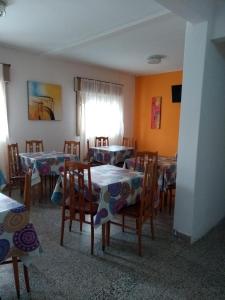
left=12, top=256, right=20, bottom=299
left=102, top=224, right=105, bottom=251
left=106, top=221, right=110, bottom=246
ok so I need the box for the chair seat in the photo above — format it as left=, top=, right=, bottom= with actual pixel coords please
left=65, top=197, right=98, bottom=215
left=119, top=202, right=141, bottom=218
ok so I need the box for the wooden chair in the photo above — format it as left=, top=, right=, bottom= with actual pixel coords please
left=8, top=143, right=25, bottom=197
left=95, top=136, right=109, bottom=147
left=107, top=161, right=158, bottom=256
left=87, top=139, right=103, bottom=166
left=60, top=160, right=103, bottom=254
left=166, top=183, right=176, bottom=215
left=122, top=137, right=137, bottom=149
left=134, top=151, right=158, bottom=172
left=63, top=140, right=80, bottom=158
left=25, top=140, right=44, bottom=152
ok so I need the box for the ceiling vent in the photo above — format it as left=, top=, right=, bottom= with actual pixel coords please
left=147, top=54, right=167, bottom=64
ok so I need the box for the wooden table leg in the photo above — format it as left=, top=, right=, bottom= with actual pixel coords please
left=106, top=221, right=110, bottom=246
left=23, top=265, right=30, bottom=293
left=102, top=224, right=105, bottom=251
left=12, top=256, right=20, bottom=299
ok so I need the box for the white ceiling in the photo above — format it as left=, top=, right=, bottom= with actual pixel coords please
left=0, top=0, right=186, bottom=74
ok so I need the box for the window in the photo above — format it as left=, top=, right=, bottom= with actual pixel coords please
left=76, top=77, right=124, bottom=157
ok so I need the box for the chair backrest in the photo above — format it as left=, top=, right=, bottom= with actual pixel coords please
left=23, top=169, right=32, bottom=210
left=63, top=160, right=93, bottom=213
left=134, top=151, right=158, bottom=171
left=8, top=143, right=21, bottom=178
left=140, top=161, right=158, bottom=221
left=95, top=137, right=109, bottom=147
left=64, top=140, right=80, bottom=157
left=26, top=140, right=44, bottom=153
left=122, top=137, right=137, bottom=149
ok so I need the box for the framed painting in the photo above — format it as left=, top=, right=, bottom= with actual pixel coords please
left=27, top=81, right=62, bottom=120
left=151, top=96, right=162, bottom=129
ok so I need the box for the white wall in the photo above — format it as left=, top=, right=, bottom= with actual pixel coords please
left=174, top=21, right=208, bottom=237
left=192, top=32, right=225, bottom=241
left=0, top=46, right=135, bottom=152
left=212, top=0, right=225, bottom=40
left=174, top=19, right=225, bottom=241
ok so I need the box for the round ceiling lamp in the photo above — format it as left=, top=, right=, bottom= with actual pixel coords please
left=147, top=54, right=167, bottom=64
left=0, top=0, right=6, bottom=17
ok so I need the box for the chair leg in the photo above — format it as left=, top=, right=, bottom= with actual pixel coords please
left=169, top=189, right=173, bottom=215
left=122, top=215, right=125, bottom=232
left=23, top=265, right=30, bottom=293
left=150, top=216, right=155, bottom=240
left=136, top=218, right=139, bottom=234
left=12, top=256, right=20, bottom=299
left=8, top=183, right=12, bottom=197
left=102, top=224, right=105, bottom=251
left=91, top=225, right=94, bottom=255
left=60, top=206, right=65, bottom=246
left=20, top=180, right=23, bottom=196
left=106, top=221, right=110, bottom=246
left=137, top=221, right=142, bottom=256
left=91, top=216, right=94, bottom=255
left=79, top=215, right=83, bottom=232
left=69, top=220, right=72, bottom=232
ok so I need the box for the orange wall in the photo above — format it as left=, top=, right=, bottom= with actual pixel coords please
left=134, top=71, right=182, bottom=156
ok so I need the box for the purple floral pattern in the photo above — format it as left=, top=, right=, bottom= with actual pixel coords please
left=4, top=210, right=29, bottom=233
left=124, top=155, right=177, bottom=191
left=108, top=182, right=122, bottom=197
left=89, top=145, right=134, bottom=165
left=20, top=151, right=79, bottom=185
left=0, top=194, right=41, bottom=264
left=52, top=164, right=143, bottom=226
left=13, top=224, right=40, bottom=252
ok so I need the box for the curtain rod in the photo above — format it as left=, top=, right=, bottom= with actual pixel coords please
left=76, top=76, right=123, bottom=87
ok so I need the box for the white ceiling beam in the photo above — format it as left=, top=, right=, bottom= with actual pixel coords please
left=43, top=9, right=170, bottom=55
left=156, top=0, right=215, bottom=23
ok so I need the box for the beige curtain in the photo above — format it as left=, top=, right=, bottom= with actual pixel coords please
left=0, top=64, right=9, bottom=178
left=77, top=78, right=124, bottom=159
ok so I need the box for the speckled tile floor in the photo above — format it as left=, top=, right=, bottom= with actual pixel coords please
left=1, top=190, right=225, bottom=300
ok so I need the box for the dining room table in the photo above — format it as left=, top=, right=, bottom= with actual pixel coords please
left=124, top=155, right=177, bottom=192
left=51, top=164, right=144, bottom=226
left=88, top=145, right=134, bottom=165
left=0, top=192, right=41, bottom=265
left=19, top=151, right=79, bottom=185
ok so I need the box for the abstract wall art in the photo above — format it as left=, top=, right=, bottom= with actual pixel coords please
left=27, top=81, right=62, bottom=120
left=151, top=96, right=162, bottom=129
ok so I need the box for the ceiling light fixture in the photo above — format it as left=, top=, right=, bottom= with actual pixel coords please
left=0, top=0, right=6, bottom=17
left=147, top=54, right=167, bottom=64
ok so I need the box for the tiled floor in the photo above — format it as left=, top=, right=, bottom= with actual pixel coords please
left=1, top=192, right=225, bottom=299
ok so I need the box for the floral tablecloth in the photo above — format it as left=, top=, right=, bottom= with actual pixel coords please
left=20, top=151, right=79, bottom=185
left=0, top=193, right=41, bottom=265
left=124, top=156, right=177, bottom=191
left=51, top=165, right=143, bottom=226
left=89, top=145, right=134, bottom=165
left=0, top=170, right=6, bottom=191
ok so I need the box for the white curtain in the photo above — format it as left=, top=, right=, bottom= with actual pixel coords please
left=79, top=78, right=124, bottom=159
left=0, top=64, right=9, bottom=178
